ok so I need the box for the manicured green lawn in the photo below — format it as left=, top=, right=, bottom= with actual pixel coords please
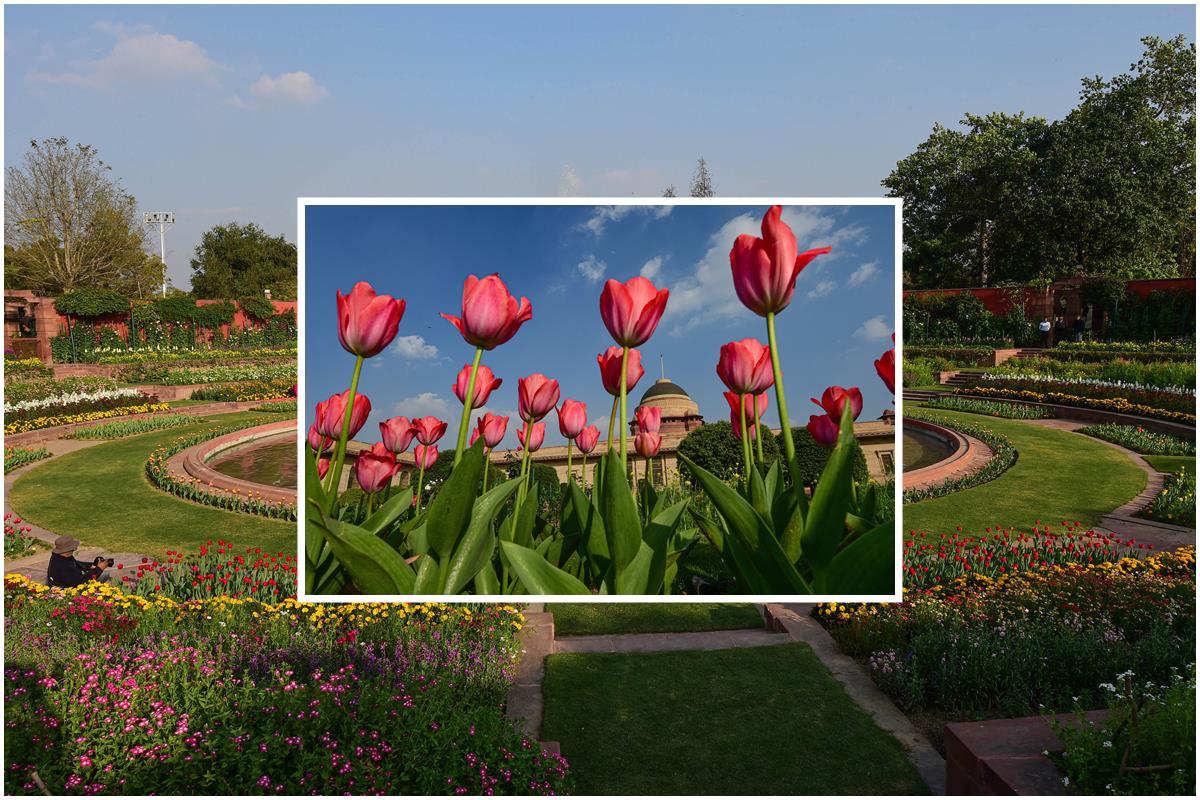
left=542, top=643, right=928, bottom=795
left=1144, top=455, right=1195, bottom=476
left=8, top=412, right=294, bottom=558
left=547, top=603, right=762, bottom=635
left=904, top=409, right=1146, bottom=536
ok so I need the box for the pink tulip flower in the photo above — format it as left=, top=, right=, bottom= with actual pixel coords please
left=599, top=276, right=670, bottom=347
left=317, top=390, right=371, bottom=440
left=307, top=423, right=333, bottom=454
left=518, top=373, right=560, bottom=422
left=634, top=431, right=662, bottom=458
left=379, top=416, right=416, bottom=454
left=875, top=334, right=896, bottom=394
left=716, top=338, right=774, bottom=395
left=723, top=391, right=768, bottom=423
left=729, top=206, right=832, bottom=316
left=410, top=416, right=448, bottom=446
left=413, top=443, right=439, bottom=470
left=355, top=442, right=397, bottom=494
left=575, top=425, right=600, bottom=454
left=811, top=386, right=863, bottom=422
left=441, top=274, right=532, bottom=350
left=730, top=413, right=758, bottom=442
left=317, top=458, right=331, bottom=479
left=337, top=281, right=404, bottom=358
left=634, top=405, right=662, bottom=434
left=807, top=413, right=839, bottom=447
left=454, top=363, right=503, bottom=408
left=475, top=413, right=509, bottom=448
left=557, top=399, right=587, bottom=439
left=518, top=421, right=545, bottom=453
left=597, top=346, right=645, bottom=396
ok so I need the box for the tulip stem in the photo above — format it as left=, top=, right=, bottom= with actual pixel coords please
left=753, top=396, right=765, bottom=465
left=415, top=464, right=427, bottom=513
left=765, top=312, right=798, bottom=482
left=326, top=355, right=364, bottom=503
left=739, top=393, right=752, bottom=488
left=619, top=346, right=629, bottom=474
left=514, top=419, right=534, bottom=519
left=482, top=448, right=490, bottom=494
left=581, top=453, right=588, bottom=491
left=566, top=440, right=573, bottom=485
left=454, top=347, right=484, bottom=466
left=607, top=395, right=618, bottom=454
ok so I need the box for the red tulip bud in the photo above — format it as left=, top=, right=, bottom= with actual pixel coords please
left=634, top=431, right=662, bottom=458
left=518, top=374, right=560, bottom=422
left=475, top=413, right=509, bottom=449
left=811, top=386, right=863, bottom=422
left=441, top=274, right=532, bottom=350
left=355, top=442, right=397, bottom=494
left=597, top=346, right=645, bottom=397
left=518, top=421, right=545, bottom=453
left=410, top=416, right=448, bottom=446
left=716, top=338, right=774, bottom=395
left=557, top=399, right=587, bottom=439
left=454, top=363, right=503, bottom=408
left=634, top=405, right=662, bottom=434
left=336, top=281, right=404, bottom=358
left=317, top=390, right=371, bottom=440
left=599, top=276, right=669, bottom=347
left=807, top=413, right=838, bottom=447
left=730, top=206, right=831, bottom=316
left=413, top=443, right=439, bottom=470
left=575, top=425, right=600, bottom=454
left=379, top=416, right=417, bottom=454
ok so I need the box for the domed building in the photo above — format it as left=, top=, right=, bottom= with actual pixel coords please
left=630, top=378, right=705, bottom=439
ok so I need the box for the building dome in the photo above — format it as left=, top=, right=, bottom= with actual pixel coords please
left=632, top=378, right=703, bottom=436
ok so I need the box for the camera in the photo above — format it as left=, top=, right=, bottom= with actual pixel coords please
left=93, top=556, right=115, bottom=568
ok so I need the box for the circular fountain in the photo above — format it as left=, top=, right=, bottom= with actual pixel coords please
left=902, top=417, right=975, bottom=491
left=174, top=420, right=298, bottom=506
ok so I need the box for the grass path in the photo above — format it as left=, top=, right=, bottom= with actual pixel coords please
left=541, top=643, right=928, bottom=795
left=547, top=603, right=763, bottom=635
left=903, top=408, right=1146, bottom=535
left=1143, top=455, right=1195, bottom=476
left=8, top=411, right=294, bottom=558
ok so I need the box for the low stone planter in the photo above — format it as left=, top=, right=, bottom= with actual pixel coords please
left=945, top=710, right=1108, bottom=795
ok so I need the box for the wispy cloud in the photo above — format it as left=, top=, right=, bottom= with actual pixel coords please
left=576, top=254, right=607, bottom=283
left=390, top=335, right=439, bottom=360
left=392, top=392, right=452, bottom=419
left=853, top=315, right=893, bottom=341
left=581, top=204, right=672, bottom=237
left=640, top=256, right=664, bottom=280
left=847, top=260, right=879, bottom=287
left=27, top=26, right=226, bottom=88
left=230, top=70, right=329, bottom=108
left=558, top=164, right=582, bottom=197
left=807, top=280, right=836, bottom=300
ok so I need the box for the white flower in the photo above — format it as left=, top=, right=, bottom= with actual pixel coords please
left=1102, top=741, right=1113, bottom=748
left=1062, top=777, right=1069, bottom=786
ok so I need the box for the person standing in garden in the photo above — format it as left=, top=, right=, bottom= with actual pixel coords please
left=1073, top=315, right=1086, bottom=342
left=46, top=535, right=112, bottom=587
left=1039, top=316, right=1052, bottom=348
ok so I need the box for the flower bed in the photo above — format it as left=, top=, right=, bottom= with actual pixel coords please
left=4, top=403, right=172, bottom=436
left=4, top=386, right=151, bottom=420
left=1140, top=469, right=1195, bottom=528
left=3, top=514, right=38, bottom=558
left=3, top=376, right=117, bottom=405
left=146, top=420, right=297, bottom=520
left=992, top=357, right=1194, bottom=392
left=1077, top=424, right=1196, bottom=457
left=4, top=446, right=52, bottom=473
left=96, top=346, right=297, bottom=365
left=123, top=362, right=296, bottom=385
left=903, top=410, right=1017, bottom=503
left=817, top=546, right=1196, bottom=724
left=903, top=345, right=996, bottom=366
left=3, top=575, right=569, bottom=796
left=61, top=414, right=196, bottom=440
left=119, top=541, right=297, bottom=601
left=970, top=373, right=1194, bottom=411
left=959, top=385, right=1195, bottom=425
left=189, top=378, right=294, bottom=403
left=924, top=395, right=1055, bottom=419
left=4, top=357, right=52, bottom=380
left=252, top=399, right=297, bottom=413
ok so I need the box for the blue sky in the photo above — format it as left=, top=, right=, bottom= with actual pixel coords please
left=4, top=4, right=1194, bottom=289
left=304, top=203, right=896, bottom=449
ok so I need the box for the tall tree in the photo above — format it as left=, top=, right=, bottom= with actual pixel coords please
left=189, top=222, right=297, bottom=299
left=4, top=137, right=151, bottom=292
left=689, top=157, right=715, bottom=197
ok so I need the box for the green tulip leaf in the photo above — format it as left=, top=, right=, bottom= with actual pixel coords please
left=803, top=404, right=856, bottom=568
left=320, top=518, right=416, bottom=595
left=442, top=476, right=522, bottom=594
left=361, top=487, right=414, bottom=536
left=500, top=540, right=591, bottom=595
left=473, top=561, right=500, bottom=594
left=814, top=519, right=895, bottom=595
left=425, top=438, right=486, bottom=559
left=616, top=541, right=656, bottom=595
left=602, top=452, right=642, bottom=571
left=412, top=553, right=441, bottom=593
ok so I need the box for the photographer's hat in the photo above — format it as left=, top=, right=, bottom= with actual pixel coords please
left=52, top=535, right=80, bottom=555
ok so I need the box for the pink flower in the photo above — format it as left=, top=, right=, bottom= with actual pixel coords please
left=441, top=274, right=532, bottom=350
left=336, top=281, right=404, bottom=358
left=730, top=413, right=758, bottom=442
left=729, top=205, right=831, bottom=316
left=597, top=346, right=645, bottom=396
left=453, top=363, right=503, bottom=408
left=317, top=458, right=331, bottom=479
left=518, top=421, right=545, bottom=453
left=316, top=390, right=371, bottom=440
left=599, top=276, right=670, bottom=347
left=723, top=391, right=768, bottom=423
left=307, top=423, right=333, bottom=454
left=716, top=338, right=774, bottom=395
left=413, top=443, right=439, bottom=470
left=575, top=425, right=600, bottom=455
left=811, top=386, right=863, bottom=421
left=875, top=334, right=895, bottom=394
left=634, top=405, right=662, bottom=434
left=410, top=416, right=448, bottom=446
left=355, top=442, right=397, bottom=493
left=475, top=413, right=509, bottom=448
left=518, top=374, right=560, bottom=422
left=807, top=414, right=838, bottom=447
left=378, top=416, right=416, bottom=454
left=634, top=431, right=662, bottom=458
left=557, top=399, right=587, bottom=439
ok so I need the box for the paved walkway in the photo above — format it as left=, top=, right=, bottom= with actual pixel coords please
left=553, top=627, right=789, bottom=653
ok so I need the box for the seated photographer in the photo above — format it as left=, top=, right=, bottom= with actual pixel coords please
left=46, top=535, right=114, bottom=587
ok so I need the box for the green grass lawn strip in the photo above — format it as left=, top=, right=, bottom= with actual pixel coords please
left=8, top=411, right=293, bottom=558
left=1143, top=455, right=1195, bottom=476
left=903, top=408, right=1145, bottom=536
left=541, top=643, right=928, bottom=795
left=547, top=603, right=763, bottom=635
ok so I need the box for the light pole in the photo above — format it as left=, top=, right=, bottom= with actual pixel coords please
left=143, top=212, right=175, bottom=297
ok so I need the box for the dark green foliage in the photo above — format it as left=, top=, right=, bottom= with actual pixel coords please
left=676, top=420, right=781, bottom=485
left=189, top=222, right=297, bottom=300
left=238, top=295, right=277, bottom=321
left=1105, top=288, right=1196, bottom=342
left=782, top=427, right=869, bottom=486
left=53, top=288, right=129, bottom=317
left=903, top=292, right=1037, bottom=346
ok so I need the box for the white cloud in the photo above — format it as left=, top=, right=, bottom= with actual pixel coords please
left=847, top=261, right=879, bottom=288
left=28, top=28, right=226, bottom=88
left=581, top=204, right=673, bottom=237
left=807, top=280, right=836, bottom=300
left=854, top=315, right=893, bottom=341
left=640, top=256, right=664, bottom=280
left=558, top=164, right=582, bottom=197
left=576, top=254, right=607, bottom=283
left=390, top=335, right=439, bottom=360
left=242, top=70, right=329, bottom=105
left=392, top=392, right=452, bottom=419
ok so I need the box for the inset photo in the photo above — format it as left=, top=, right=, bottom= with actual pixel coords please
left=299, top=199, right=900, bottom=601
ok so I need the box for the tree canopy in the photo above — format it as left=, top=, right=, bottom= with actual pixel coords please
left=886, top=35, right=1195, bottom=289
left=189, top=222, right=297, bottom=300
